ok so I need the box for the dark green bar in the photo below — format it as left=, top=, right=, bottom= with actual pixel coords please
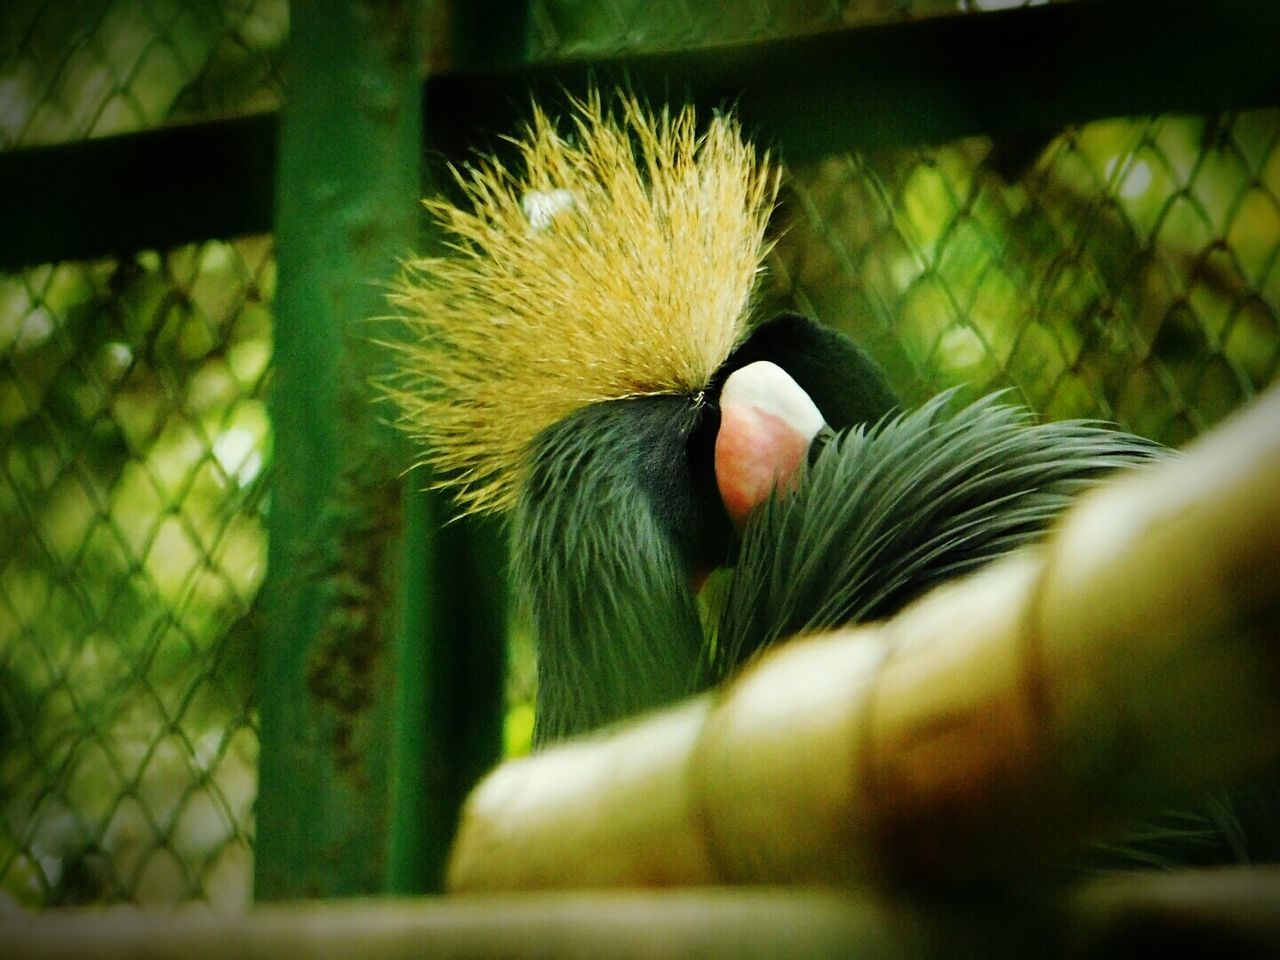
left=387, top=506, right=507, bottom=894
left=255, top=0, right=426, bottom=899
left=3, top=0, right=1278, bottom=269
left=385, top=486, right=436, bottom=895
left=384, top=0, right=521, bottom=894
left=426, top=0, right=1280, bottom=162
left=0, top=111, right=276, bottom=268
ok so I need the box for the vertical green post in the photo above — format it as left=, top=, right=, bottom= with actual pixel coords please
left=256, top=0, right=429, bottom=898
left=382, top=0, right=527, bottom=895
left=385, top=506, right=507, bottom=893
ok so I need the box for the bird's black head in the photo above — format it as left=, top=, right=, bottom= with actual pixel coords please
left=714, top=312, right=899, bottom=433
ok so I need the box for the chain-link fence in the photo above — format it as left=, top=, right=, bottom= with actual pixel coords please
left=0, top=241, right=273, bottom=911
left=771, top=111, right=1280, bottom=444
left=2, top=0, right=1278, bottom=915
left=0, top=0, right=285, bottom=148
left=1, top=0, right=285, bottom=911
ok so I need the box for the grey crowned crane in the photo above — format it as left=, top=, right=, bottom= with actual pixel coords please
left=384, top=91, right=1161, bottom=748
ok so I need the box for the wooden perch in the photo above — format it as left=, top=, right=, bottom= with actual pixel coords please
left=448, top=384, right=1280, bottom=893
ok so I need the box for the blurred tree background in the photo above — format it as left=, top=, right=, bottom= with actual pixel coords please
left=1, top=0, right=1277, bottom=912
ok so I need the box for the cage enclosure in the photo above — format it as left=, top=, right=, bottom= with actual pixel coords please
left=2, top=0, right=1279, bottom=955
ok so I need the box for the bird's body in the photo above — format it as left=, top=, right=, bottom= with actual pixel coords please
left=712, top=390, right=1164, bottom=679
left=385, top=87, right=1278, bottom=878
left=386, top=91, right=1158, bottom=746
left=514, top=395, right=714, bottom=741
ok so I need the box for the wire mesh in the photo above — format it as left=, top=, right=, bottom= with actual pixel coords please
left=768, top=110, right=1280, bottom=445
left=0, top=240, right=273, bottom=911
left=0, top=0, right=286, bottom=148
left=1, top=0, right=283, bottom=911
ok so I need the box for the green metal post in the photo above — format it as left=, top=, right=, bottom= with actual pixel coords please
left=385, top=506, right=507, bottom=894
left=256, top=0, right=432, bottom=898
left=382, top=0, right=526, bottom=894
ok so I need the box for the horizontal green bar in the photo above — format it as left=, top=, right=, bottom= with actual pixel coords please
left=1, top=111, right=276, bottom=269
left=427, top=0, right=1280, bottom=162
left=1, top=0, right=1277, bottom=269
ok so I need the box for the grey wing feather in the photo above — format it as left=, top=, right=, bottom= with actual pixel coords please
left=713, top=390, right=1167, bottom=679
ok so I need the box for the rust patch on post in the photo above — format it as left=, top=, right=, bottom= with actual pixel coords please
left=305, top=452, right=404, bottom=777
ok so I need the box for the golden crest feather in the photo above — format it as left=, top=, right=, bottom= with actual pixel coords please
left=385, top=90, right=780, bottom=515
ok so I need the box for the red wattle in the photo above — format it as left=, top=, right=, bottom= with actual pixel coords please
left=715, top=401, right=813, bottom=528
